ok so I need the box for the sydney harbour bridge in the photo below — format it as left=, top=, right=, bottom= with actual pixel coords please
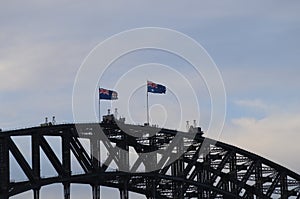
left=0, top=114, right=299, bottom=199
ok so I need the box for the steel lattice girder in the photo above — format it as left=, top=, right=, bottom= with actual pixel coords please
left=0, top=123, right=299, bottom=199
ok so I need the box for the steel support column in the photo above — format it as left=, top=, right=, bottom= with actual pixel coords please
left=119, top=189, right=128, bottom=199
left=199, top=143, right=211, bottom=198
left=92, top=185, right=100, bottom=199
left=91, top=137, right=101, bottom=169
left=171, top=137, right=184, bottom=199
left=146, top=137, right=157, bottom=199
left=280, top=173, right=288, bottom=199
left=62, top=132, right=71, bottom=177
left=32, top=133, right=40, bottom=198
left=229, top=152, right=238, bottom=197
left=0, top=137, right=9, bottom=199
left=255, top=161, right=263, bottom=199
left=62, top=132, right=71, bottom=199
left=117, top=134, right=129, bottom=199
left=63, top=183, right=70, bottom=199
left=33, top=189, right=40, bottom=199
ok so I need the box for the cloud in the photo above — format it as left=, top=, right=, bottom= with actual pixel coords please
left=222, top=66, right=300, bottom=94
left=235, top=99, right=269, bottom=110
left=221, top=112, right=300, bottom=174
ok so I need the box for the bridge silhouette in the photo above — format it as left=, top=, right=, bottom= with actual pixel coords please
left=0, top=114, right=299, bottom=199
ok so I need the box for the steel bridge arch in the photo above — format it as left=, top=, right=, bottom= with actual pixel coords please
left=0, top=122, right=299, bottom=199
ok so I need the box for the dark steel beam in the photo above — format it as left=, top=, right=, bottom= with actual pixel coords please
left=39, top=136, right=64, bottom=175
left=69, top=136, right=93, bottom=173
left=62, top=131, right=71, bottom=178
left=266, top=173, right=280, bottom=197
left=33, top=189, right=39, bottom=199
left=32, top=134, right=40, bottom=183
left=8, top=138, right=35, bottom=182
left=0, top=137, right=9, bottom=199
left=237, top=161, right=256, bottom=194
left=63, top=183, right=70, bottom=199
left=92, top=185, right=100, bottom=199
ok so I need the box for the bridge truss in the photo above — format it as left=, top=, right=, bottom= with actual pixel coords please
left=0, top=118, right=299, bottom=199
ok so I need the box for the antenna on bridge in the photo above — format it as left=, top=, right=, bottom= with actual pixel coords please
left=52, top=116, right=56, bottom=125
left=45, top=117, right=48, bottom=124
left=107, top=109, right=111, bottom=115
left=114, top=108, right=118, bottom=118
left=186, top=121, right=190, bottom=131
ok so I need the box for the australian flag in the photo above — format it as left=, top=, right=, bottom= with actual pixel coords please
left=147, top=81, right=166, bottom=94
left=99, top=88, right=118, bottom=100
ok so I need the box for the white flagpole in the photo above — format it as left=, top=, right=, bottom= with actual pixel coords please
left=99, top=88, right=101, bottom=123
left=146, top=81, right=149, bottom=125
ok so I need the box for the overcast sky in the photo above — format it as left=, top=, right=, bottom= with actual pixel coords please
left=1, top=1, right=300, bottom=198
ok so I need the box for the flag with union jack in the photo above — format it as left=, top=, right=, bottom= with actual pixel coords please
left=99, top=88, right=118, bottom=100
left=147, top=81, right=166, bottom=94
